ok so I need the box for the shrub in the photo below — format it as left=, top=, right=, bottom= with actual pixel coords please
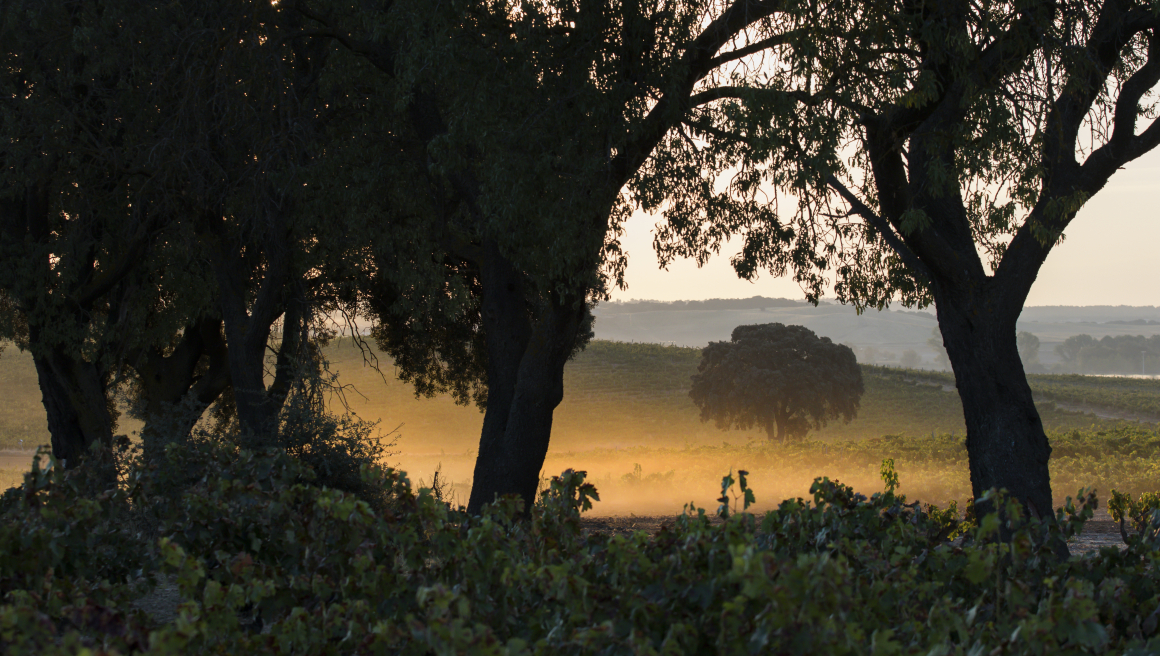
left=2, top=443, right=1160, bottom=654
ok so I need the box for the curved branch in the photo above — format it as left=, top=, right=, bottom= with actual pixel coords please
left=826, top=174, right=931, bottom=280
left=707, top=28, right=806, bottom=68
left=617, top=0, right=788, bottom=183
left=1081, top=27, right=1160, bottom=183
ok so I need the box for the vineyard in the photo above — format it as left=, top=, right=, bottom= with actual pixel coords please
left=875, top=366, right=1160, bottom=422
left=564, top=424, right=1160, bottom=515
left=3, top=439, right=1160, bottom=654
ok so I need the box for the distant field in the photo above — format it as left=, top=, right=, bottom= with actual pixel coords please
left=888, top=366, right=1160, bottom=422
left=319, top=339, right=1138, bottom=510
left=0, top=346, right=52, bottom=450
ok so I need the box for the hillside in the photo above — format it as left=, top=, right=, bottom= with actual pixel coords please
left=593, top=297, right=1160, bottom=369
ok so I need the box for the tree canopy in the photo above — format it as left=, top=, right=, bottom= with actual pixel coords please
left=0, top=0, right=383, bottom=470
left=690, top=323, right=863, bottom=441
left=297, top=0, right=844, bottom=511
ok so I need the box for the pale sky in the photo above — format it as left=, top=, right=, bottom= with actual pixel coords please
left=611, top=149, right=1160, bottom=307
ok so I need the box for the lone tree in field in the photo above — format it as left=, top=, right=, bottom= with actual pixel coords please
left=689, top=324, right=863, bottom=442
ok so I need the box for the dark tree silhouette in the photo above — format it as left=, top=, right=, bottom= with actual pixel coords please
left=690, top=324, right=863, bottom=442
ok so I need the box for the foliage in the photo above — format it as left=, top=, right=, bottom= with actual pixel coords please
left=268, top=390, right=398, bottom=511
left=650, top=0, right=1160, bottom=313
left=1018, top=332, right=1042, bottom=368
left=0, top=0, right=376, bottom=466
left=1109, top=490, right=1160, bottom=546
left=691, top=324, right=864, bottom=441
left=1056, top=334, right=1160, bottom=375
left=0, top=449, right=147, bottom=602
left=3, top=441, right=1160, bottom=654
left=642, top=0, right=1160, bottom=515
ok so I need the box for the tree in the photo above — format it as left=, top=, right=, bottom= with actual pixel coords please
left=0, top=0, right=208, bottom=467
left=1055, top=333, right=1160, bottom=373
left=0, top=0, right=368, bottom=470
left=650, top=0, right=1160, bottom=537
left=1056, top=334, right=1099, bottom=365
left=294, top=0, right=828, bottom=513
left=689, top=323, right=863, bottom=442
left=900, top=349, right=921, bottom=369
left=1017, top=332, right=1041, bottom=369
left=927, top=328, right=951, bottom=371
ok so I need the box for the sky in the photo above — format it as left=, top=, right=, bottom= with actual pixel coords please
left=609, top=149, right=1160, bottom=307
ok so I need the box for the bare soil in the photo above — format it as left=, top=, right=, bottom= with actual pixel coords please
left=0, top=450, right=38, bottom=469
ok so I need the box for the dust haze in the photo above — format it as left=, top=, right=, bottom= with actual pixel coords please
left=2, top=307, right=1152, bottom=515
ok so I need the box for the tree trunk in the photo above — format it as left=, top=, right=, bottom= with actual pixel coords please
left=32, top=348, right=113, bottom=467
left=135, top=316, right=232, bottom=460
left=934, top=287, right=1060, bottom=543
left=773, top=404, right=790, bottom=442
left=467, top=244, right=589, bottom=514
left=207, top=210, right=295, bottom=444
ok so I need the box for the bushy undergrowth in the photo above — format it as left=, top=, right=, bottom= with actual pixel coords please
left=2, top=444, right=1160, bottom=654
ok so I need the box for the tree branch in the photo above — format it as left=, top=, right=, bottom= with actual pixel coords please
left=1080, top=26, right=1160, bottom=183
left=688, top=85, right=812, bottom=109
left=617, top=0, right=788, bottom=183
left=826, top=174, right=931, bottom=280
left=707, top=29, right=806, bottom=68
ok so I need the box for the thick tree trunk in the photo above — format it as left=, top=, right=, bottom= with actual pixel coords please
left=468, top=245, right=532, bottom=513
left=32, top=348, right=113, bottom=467
left=934, top=287, right=1061, bottom=546
left=136, top=317, right=232, bottom=460
left=467, top=244, right=588, bottom=514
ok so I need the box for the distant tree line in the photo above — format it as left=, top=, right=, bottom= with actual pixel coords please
left=1055, top=335, right=1160, bottom=375
left=600, top=296, right=808, bottom=315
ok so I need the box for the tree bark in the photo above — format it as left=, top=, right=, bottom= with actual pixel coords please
left=204, top=205, right=299, bottom=443
left=933, top=284, right=1058, bottom=531
left=32, top=347, right=113, bottom=467
left=467, top=243, right=589, bottom=514
left=134, top=316, right=232, bottom=460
